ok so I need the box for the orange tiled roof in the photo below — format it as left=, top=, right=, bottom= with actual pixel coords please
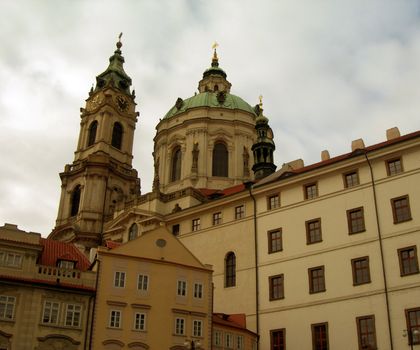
left=105, top=240, right=122, bottom=249
left=39, top=239, right=91, bottom=271
left=213, top=313, right=257, bottom=335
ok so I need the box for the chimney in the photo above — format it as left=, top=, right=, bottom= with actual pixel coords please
left=386, top=127, right=400, bottom=141
left=351, top=139, right=365, bottom=152
left=321, top=150, right=330, bottom=161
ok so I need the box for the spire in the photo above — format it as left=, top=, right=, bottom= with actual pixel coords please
left=252, top=96, right=276, bottom=179
left=94, top=33, right=132, bottom=95
left=202, top=42, right=227, bottom=79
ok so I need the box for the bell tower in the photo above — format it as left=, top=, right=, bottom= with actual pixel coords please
left=252, top=97, right=276, bottom=179
left=50, top=36, right=140, bottom=252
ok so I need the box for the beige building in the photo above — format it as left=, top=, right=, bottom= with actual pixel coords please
left=91, top=226, right=213, bottom=350
left=42, top=38, right=420, bottom=349
left=0, top=223, right=96, bottom=349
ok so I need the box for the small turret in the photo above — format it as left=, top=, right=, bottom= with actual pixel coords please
left=252, top=96, right=276, bottom=179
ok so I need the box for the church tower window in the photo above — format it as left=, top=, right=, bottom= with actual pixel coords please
left=87, top=121, right=98, bottom=147
left=111, top=122, right=123, bottom=149
left=171, top=147, right=182, bottom=182
left=70, top=185, right=81, bottom=217
left=225, top=252, right=236, bottom=287
left=212, top=142, right=228, bottom=177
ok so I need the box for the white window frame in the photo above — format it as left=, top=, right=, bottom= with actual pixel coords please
left=193, top=319, right=203, bottom=337
left=177, top=280, right=187, bottom=297
left=42, top=301, right=60, bottom=325
left=0, top=296, right=15, bottom=320
left=65, top=303, right=81, bottom=327
left=5, top=253, right=22, bottom=268
left=137, top=274, right=149, bottom=291
left=114, top=271, right=126, bottom=288
left=133, top=312, right=146, bottom=331
left=214, top=331, right=222, bottom=346
left=235, top=205, right=245, bottom=219
left=193, top=282, right=203, bottom=299
left=175, top=317, right=185, bottom=335
left=58, top=260, right=75, bottom=269
left=236, top=335, right=244, bottom=349
left=109, top=310, right=122, bottom=328
left=225, top=333, right=234, bottom=348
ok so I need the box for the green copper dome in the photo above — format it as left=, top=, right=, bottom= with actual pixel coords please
left=163, top=92, right=256, bottom=120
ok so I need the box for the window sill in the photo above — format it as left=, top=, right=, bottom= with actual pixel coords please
left=394, top=218, right=412, bottom=224
left=309, top=289, right=326, bottom=294
left=353, top=281, right=371, bottom=286
left=349, top=229, right=366, bottom=235
left=400, top=271, right=419, bottom=277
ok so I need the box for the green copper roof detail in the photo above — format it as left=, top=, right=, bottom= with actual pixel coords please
left=163, top=92, right=256, bottom=120
left=95, top=39, right=132, bottom=94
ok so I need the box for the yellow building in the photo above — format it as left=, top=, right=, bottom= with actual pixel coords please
left=0, top=223, right=96, bottom=349
left=91, top=226, right=213, bottom=350
left=43, top=38, right=420, bottom=349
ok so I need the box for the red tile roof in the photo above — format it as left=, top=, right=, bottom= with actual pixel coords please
left=213, top=313, right=257, bottom=336
left=39, top=239, right=91, bottom=271
left=105, top=240, right=121, bottom=249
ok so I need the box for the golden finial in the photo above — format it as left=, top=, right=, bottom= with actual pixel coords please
left=259, top=95, right=263, bottom=108
left=212, top=41, right=219, bottom=60
left=118, top=32, right=123, bottom=42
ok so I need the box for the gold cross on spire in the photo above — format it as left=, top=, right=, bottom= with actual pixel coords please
left=118, top=32, right=123, bottom=42
left=259, top=95, right=263, bottom=108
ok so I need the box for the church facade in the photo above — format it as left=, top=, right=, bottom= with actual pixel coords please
left=48, top=39, right=420, bottom=349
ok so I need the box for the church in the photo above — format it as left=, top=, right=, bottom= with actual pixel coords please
left=14, top=37, right=420, bottom=349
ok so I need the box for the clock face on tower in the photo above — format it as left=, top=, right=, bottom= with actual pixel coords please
left=89, top=93, right=104, bottom=110
left=116, top=95, right=129, bottom=112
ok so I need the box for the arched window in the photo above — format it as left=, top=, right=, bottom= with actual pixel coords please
left=87, top=121, right=98, bottom=147
left=111, top=122, right=123, bottom=149
left=171, top=147, right=182, bottom=182
left=70, top=185, right=81, bottom=217
left=212, top=142, right=228, bottom=177
left=128, top=223, right=138, bottom=241
left=225, top=252, right=236, bottom=287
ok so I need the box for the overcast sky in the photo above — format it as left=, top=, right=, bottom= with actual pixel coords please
left=1, top=0, right=420, bottom=235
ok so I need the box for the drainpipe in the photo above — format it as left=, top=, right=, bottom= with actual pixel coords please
left=364, top=152, right=394, bottom=350
left=245, top=182, right=259, bottom=349
left=84, top=293, right=94, bottom=349
left=88, top=258, right=100, bottom=350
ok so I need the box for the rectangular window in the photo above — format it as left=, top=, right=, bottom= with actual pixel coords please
left=268, top=229, right=283, bottom=253
left=271, top=329, right=286, bottom=350
left=406, top=308, right=420, bottom=345
left=172, top=224, right=180, bottom=236
left=193, top=282, right=203, bottom=299
left=175, top=317, right=185, bottom=335
left=312, top=323, right=329, bottom=350
left=235, top=205, right=245, bottom=219
left=398, top=246, right=419, bottom=276
left=177, top=280, right=187, bottom=296
left=391, top=195, right=412, bottom=223
left=65, top=304, right=81, bottom=327
left=214, top=331, right=222, bottom=346
left=42, top=301, right=60, bottom=324
left=344, top=171, right=359, bottom=188
left=352, top=257, right=371, bottom=285
left=134, top=312, right=146, bottom=331
left=0, top=296, right=15, bottom=320
left=387, top=157, right=402, bottom=176
left=109, top=310, right=121, bottom=328
left=347, top=207, right=365, bottom=234
left=193, top=319, right=203, bottom=337
left=225, top=333, right=234, bottom=348
left=356, top=315, right=377, bottom=349
left=309, top=266, right=325, bottom=293
left=236, top=335, right=244, bottom=349
left=192, top=218, right=201, bottom=231
left=58, top=260, right=75, bottom=269
left=114, top=271, right=125, bottom=288
left=138, top=274, right=149, bottom=291
left=269, top=274, right=284, bottom=300
left=213, top=212, right=222, bottom=225
left=5, top=253, right=22, bottom=268
left=306, top=219, right=322, bottom=244
left=304, top=183, right=318, bottom=200
left=268, top=194, right=280, bottom=210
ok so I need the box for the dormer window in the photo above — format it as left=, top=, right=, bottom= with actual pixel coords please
left=58, top=260, right=76, bottom=269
